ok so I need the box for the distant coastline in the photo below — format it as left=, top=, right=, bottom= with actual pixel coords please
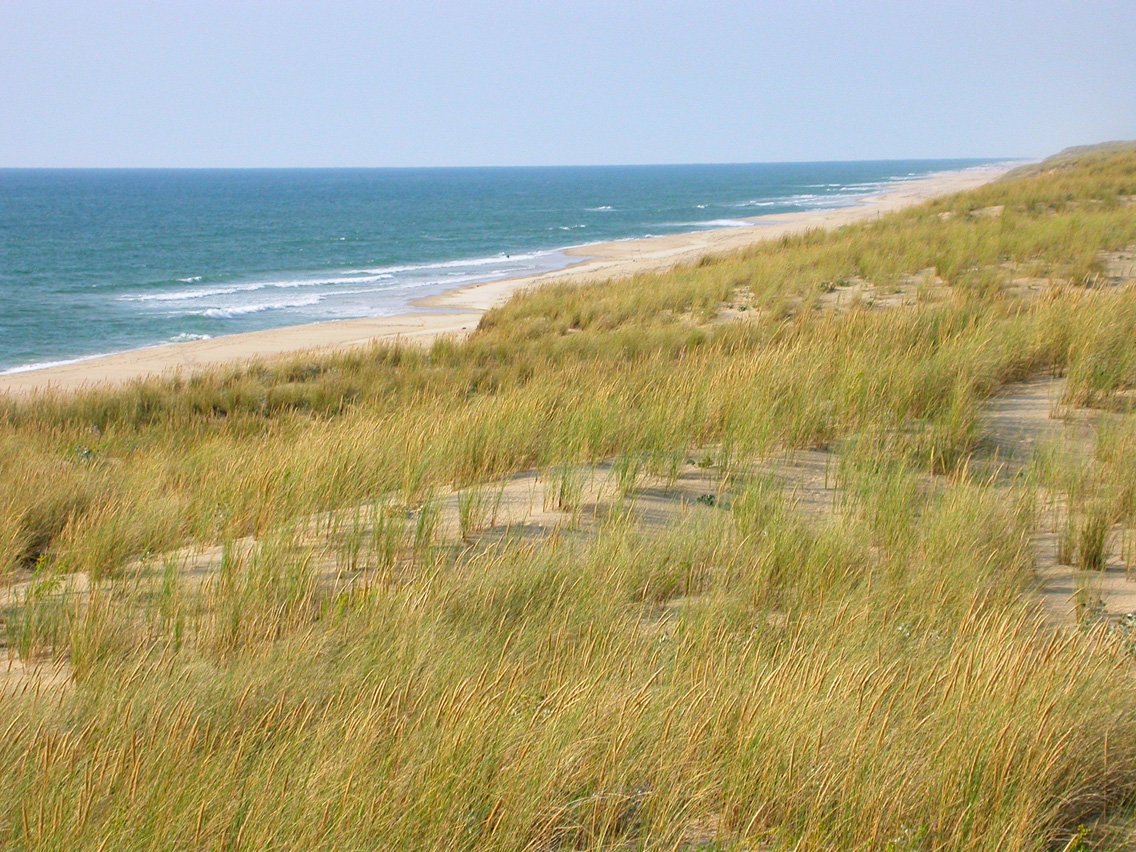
left=0, top=161, right=1005, bottom=373
left=0, top=162, right=1019, bottom=396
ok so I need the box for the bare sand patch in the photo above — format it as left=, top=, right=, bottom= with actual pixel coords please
left=977, top=378, right=1136, bottom=627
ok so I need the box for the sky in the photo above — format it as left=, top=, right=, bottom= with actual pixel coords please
left=1, top=1, right=1134, bottom=167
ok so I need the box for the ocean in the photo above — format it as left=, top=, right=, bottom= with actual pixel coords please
left=0, top=160, right=994, bottom=373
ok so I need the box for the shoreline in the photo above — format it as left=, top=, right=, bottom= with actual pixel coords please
left=0, top=163, right=1016, bottom=397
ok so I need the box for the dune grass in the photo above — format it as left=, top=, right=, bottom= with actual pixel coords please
left=2, top=145, right=1136, bottom=848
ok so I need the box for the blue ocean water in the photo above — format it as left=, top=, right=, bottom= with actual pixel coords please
left=0, top=161, right=994, bottom=372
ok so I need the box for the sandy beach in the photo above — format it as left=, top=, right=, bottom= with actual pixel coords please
left=0, top=164, right=1014, bottom=396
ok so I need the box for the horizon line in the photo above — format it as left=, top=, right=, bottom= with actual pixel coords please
left=0, top=155, right=1023, bottom=172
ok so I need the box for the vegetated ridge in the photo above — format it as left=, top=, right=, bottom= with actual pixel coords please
left=2, top=143, right=1136, bottom=849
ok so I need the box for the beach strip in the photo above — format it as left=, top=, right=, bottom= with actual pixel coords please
left=0, top=164, right=1013, bottom=397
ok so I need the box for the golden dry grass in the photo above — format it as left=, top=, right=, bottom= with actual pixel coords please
left=2, top=144, right=1136, bottom=848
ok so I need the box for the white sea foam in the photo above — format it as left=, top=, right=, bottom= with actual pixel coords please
left=349, top=252, right=544, bottom=276
left=128, top=286, right=245, bottom=302
left=123, top=251, right=560, bottom=311
left=122, top=273, right=396, bottom=303
left=1, top=352, right=117, bottom=375
left=729, top=173, right=938, bottom=213
left=197, top=294, right=324, bottom=319
left=680, top=219, right=755, bottom=228
left=734, top=188, right=880, bottom=210
left=176, top=275, right=203, bottom=283
left=586, top=205, right=613, bottom=212
left=168, top=332, right=212, bottom=343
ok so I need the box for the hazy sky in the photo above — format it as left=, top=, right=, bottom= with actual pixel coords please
left=2, top=1, right=1133, bottom=167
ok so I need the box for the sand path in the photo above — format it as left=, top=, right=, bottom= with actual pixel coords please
left=977, top=378, right=1136, bottom=626
left=11, top=374, right=1134, bottom=699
